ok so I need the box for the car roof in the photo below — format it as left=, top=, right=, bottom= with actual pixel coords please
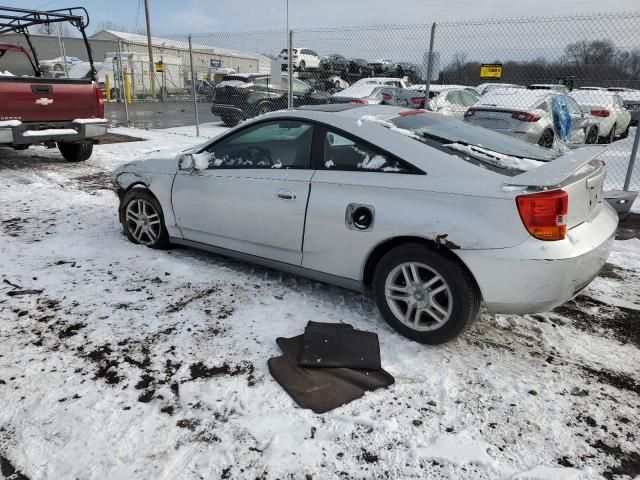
left=477, top=88, right=555, bottom=108
left=271, top=104, right=407, bottom=120
left=569, top=90, right=616, bottom=103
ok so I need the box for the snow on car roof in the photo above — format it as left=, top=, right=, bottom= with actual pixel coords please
left=477, top=88, right=552, bottom=109
left=409, top=84, right=466, bottom=92
left=352, top=77, right=403, bottom=86
left=569, top=89, right=616, bottom=105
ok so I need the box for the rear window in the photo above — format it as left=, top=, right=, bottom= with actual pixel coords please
left=388, top=112, right=560, bottom=169
left=0, top=48, right=36, bottom=77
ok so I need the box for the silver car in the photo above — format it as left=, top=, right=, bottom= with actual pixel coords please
left=112, top=105, right=617, bottom=344
left=465, top=88, right=598, bottom=147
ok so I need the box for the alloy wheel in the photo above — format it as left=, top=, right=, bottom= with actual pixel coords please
left=125, top=199, right=161, bottom=246
left=384, top=262, right=453, bottom=331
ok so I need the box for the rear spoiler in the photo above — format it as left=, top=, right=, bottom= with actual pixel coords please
left=504, top=146, right=608, bottom=187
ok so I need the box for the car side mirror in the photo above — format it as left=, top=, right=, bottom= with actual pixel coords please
left=178, top=153, right=195, bottom=171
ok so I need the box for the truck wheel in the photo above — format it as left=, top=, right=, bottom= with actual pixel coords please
left=372, top=243, right=481, bottom=344
left=58, top=141, right=93, bottom=162
left=538, top=129, right=554, bottom=148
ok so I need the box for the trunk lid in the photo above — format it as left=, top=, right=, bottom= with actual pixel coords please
left=0, top=77, right=98, bottom=122
left=505, top=146, right=607, bottom=228
left=467, top=108, right=525, bottom=131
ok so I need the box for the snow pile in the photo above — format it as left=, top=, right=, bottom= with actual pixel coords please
left=444, top=143, right=545, bottom=171
left=191, top=151, right=212, bottom=170
left=414, top=431, right=495, bottom=467
left=324, top=159, right=335, bottom=168
left=358, top=154, right=388, bottom=170
left=0, top=70, right=15, bottom=76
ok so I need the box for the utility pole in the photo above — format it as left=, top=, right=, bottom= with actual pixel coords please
left=143, top=0, right=156, bottom=98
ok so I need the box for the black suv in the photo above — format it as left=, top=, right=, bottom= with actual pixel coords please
left=211, top=74, right=331, bottom=126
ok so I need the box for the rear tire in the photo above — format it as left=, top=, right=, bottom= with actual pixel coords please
left=599, top=123, right=616, bottom=144
left=58, top=141, right=93, bottom=162
left=538, top=129, right=554, bottom=148
left=220, top=115, right=239, bottom=127
left=257, top=102, right=273, bottom=115
left=620, top=125, right=630, bottom=139
left=585, top=126, right=598, bottom=144
left=119, top=189, right=170, bottom=249
left=372, top=243, right=481, bottom=344
left=298, top=60, right=306, bottom=72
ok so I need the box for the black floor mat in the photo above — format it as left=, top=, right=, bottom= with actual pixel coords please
left=268, top=332, right=394, bottom=414
left=298, top=321, right=382, bottom=370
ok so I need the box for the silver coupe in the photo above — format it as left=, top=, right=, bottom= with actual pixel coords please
left=111, top=105, right=618, bottom=344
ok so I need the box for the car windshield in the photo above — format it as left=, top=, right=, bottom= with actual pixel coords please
left=388, top=112, right=560, bottom=167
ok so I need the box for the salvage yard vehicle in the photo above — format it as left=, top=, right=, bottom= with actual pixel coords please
left=465, top=88, right=598, bottom=147
left=210, top=73, right=331, bottom=126
left=332, top=77, right=410, bottom=104
left=569, top=90, right=632, bottom=142
left=0, top=6, right=106, bottom=162
left=278, top=48, right=321, bottom=71
left=383, top=85, right=479, bottom=116
left=112, top=104, right=617, bottom=345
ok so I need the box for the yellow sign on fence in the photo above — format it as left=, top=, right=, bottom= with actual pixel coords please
left=154, top=61, right=164, bottom=73
left=480, top=64, right=502, bottom=79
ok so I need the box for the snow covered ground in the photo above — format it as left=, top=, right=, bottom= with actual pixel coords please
left=0, top=127, right=639, bottom=480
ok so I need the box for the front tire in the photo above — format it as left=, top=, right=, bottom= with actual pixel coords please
left=372, top=244, right=480, bottom=344
left=58, top=141, right=93, bottom=162
left=119, top=189, right=170, bottom=249
left=298, top=60, right=306, bottom=71
left=220, top=115, right=239, bottom=127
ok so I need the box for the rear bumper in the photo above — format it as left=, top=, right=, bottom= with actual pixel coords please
left=210, top=103, right=247, bottom=119
left=457, top=202, right=618, bottom=314
left=0, top=119, right=107, bottom=145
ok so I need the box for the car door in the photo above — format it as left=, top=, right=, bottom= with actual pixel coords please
left=172, top=120, right=315, bottom=265
left=302, top=127, right=418, bottom=280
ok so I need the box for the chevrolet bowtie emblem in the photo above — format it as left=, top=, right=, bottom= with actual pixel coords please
left=35, top=98, right=54, bottom=106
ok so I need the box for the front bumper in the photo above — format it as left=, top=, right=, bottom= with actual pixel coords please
left=457, top=202, right=619, bottom=314
left=0, top=119, right=107, bottom=145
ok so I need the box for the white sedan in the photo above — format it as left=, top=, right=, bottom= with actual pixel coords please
left=569, top=90, right=632, bottom=143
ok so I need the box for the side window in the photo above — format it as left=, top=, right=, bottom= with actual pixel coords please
left=446, top=91, right=463, bottom=105
left=460, top=91, right=478, bottom=107
left=322, top=130, right=409, bottom=173
left=292, top=78, right=311, bottom=94
left=566, top=97, right=582, bottom=115
left=253, top=77, right=269, bottom=88
left=202, top=121, right=313, bottom=169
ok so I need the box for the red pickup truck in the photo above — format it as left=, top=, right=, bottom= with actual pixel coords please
left=0, top=7, right=106, bottom=162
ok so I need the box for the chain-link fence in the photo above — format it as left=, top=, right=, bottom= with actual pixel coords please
left=80, top=11, right=639, bottom=190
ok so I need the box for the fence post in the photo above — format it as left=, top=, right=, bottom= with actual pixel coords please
left=117, top=40, right=130, bottom=126
left=288, top=29, right=293, bottom=109
left=188, top=35, right=200, bottom=137
left=624, top=128, right=640, bottom=191
left=424, top=22, right=436, bottom=103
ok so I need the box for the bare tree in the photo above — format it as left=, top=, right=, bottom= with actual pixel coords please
left=563, top=40, right=616, bottom=67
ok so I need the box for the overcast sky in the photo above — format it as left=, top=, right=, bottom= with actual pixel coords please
left=11, top=0, right=640, bottom=34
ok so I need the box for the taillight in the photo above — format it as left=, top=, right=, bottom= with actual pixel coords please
left=591, top=109, right=611, bottom=117
left=516, top=190, right=568, bottom=241
left=410, top=97, right=423, bottom=106
left=398, top=109, right=427, bottom=116
left=95, top=82, right=104, bottom=118
left=464, top=108, right=476, bottom=118
left=235, top=87, right=252, bottom=94
left=350, top=99, right=369, bottom=104
left=511, top=111, right=540, bottom=122
left=381, top=92, right=393, bottom=101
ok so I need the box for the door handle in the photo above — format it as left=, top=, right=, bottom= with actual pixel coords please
left=277, top=190, right=297, bottom=200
